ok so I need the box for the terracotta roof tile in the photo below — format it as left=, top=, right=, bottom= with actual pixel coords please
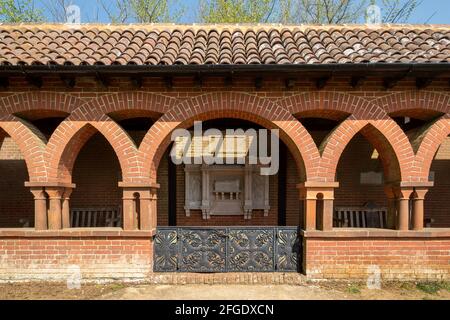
left=0, top=24, right=449, bottom=66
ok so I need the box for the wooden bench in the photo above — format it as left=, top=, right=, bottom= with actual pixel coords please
left=70, top=207, right=122, bottom=228
left=334, top=204, right=388, bottom=228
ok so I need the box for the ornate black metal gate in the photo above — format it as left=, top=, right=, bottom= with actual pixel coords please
left=154, top=227, right=300, bottom=272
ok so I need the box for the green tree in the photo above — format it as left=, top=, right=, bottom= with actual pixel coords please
left=100, top=0, right=184, bottom=23
left=199, top=0, right=277, bottom=23
left=0, top=0, right=43, bottom=22
left=292, top=0, right=368, bottom=24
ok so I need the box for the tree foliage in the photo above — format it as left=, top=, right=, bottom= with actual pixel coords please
left=199, top=0, right=277, bottom=23
left=100, top=0, right=184, bottom=23
left=0, top=0, right=43, bottom=22
left=0, top=0, right=423, bottom=24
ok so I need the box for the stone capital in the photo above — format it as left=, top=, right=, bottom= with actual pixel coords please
left=45, top=187, right=65, bottom=199
left=297, top=182, right=338, bottom=200
left=29, top=187, right=46, bottom=200
left=413, top=188, right=429, bottom=200
left=393, top=187, right=414, bottom=200
left=25, top=181, right=76, bottom=189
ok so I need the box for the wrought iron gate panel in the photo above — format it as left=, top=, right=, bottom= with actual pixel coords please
left=153, top=227, right=300, bottom=273
left=178, top=228, right=227, bottom=272
left=227, top=228, right=275, bottom=272
left=154, top=228, right=178, bottom=272
left=275, top=228, right=301, bottom=272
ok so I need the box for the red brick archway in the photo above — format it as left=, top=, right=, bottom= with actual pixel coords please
left=0, top=114, right=47, bottom=182
left=141, top=92, right=319, bottom=183
left=415, top=115, right=450, bottom=181
left=46, top=113, right=139, bottom=183
left=278, top=92, right=413, bottom=182
left=375, top=91, right=450, bottom=115
left=0, top=91, right=84, bottom=117
left=319, top=118, right=413, bottom=182
left=279, top=91, right=387, bottom=120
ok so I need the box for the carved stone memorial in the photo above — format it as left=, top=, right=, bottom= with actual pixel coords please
left=184, top=164, right=270, bottom=220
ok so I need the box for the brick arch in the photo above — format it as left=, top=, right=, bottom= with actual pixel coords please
left=415, top=114, right=450, bottom=181
left=0, top=92, right=84, bottom=117
left=46, top=115, right=140, bottom=183
left=278, top=92, right=386, bottom=120
left=140, top=92, right=320, bottom=183
left=71, top=92, right=178, bottom=117
left=0, top=115, right=48, bottom=182
left=319, top=117, right=415, bottom=183
left=375, top=91, right=450, bottom=115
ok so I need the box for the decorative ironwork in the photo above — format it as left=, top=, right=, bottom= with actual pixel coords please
left=153, top=227, right=300, bottom=273
left=179, top=228, right=227, bottom=272
left=154, top=228, right=178, bottom=272
left=227, top=228, right=274, bottom=272
left=275, top=228, right=300, bottom=272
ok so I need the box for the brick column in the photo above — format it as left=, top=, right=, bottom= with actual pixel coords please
left=298, top=182, right=339, bottom=231
left=140, top=187, right=159, bottom=231
left=412, top=188, right=429, bottom=231
left=46, top=187, right=64, bottom=230
left=122, top=191, right=137, bottom=230
left=61, top=187, right=73, bottom=229
left=384, top=186, right=397, bottom=229
left=29, top=187, right=47, bottom=230
left=120, top=182, right=160, bottom=231
left=393, top=187, right=414, bottom=231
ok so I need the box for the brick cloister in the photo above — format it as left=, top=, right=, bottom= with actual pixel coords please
left=0, top=24, right=449, bottom=281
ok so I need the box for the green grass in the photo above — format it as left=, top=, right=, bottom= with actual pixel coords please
left=347, top=284, right=361, bottom=294
left=416, top=282, right=449, bottom=295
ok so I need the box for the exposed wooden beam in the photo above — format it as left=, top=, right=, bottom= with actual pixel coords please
left=26, top=75, right=42, bottom=88
left=130, top=76, right=143, bottom=88
left=254, top=77, right=263, bottom=90
left=285, top=78, right=296, bottom=90
left=164, top=76, right=173, bottom=89
left=416, top=77, right=433, bottom=89
left=224, top=75, right=233, bottom=87
left=383, top=77, right=400, bottom=89
left=96, top=73, right=109, bottom=87
left=316, top=77, right=329, bottom=90
left=60, top=75, right=76, bottom=88
left=350, top=76, right=366, bottom=88
left=0, top=77, right=9, bottom=88
left=194, top=75, right=203, bottom=88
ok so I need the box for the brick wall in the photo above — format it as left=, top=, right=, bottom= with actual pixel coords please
left=304, top=237, right=450, bottom=281
left=0, top=137, right=34, bottom=227
left=71, top=133, right=122, bottom=210
left=0, top=237, right=153, bottom=282
left=426, top=136, right=450, bottom=227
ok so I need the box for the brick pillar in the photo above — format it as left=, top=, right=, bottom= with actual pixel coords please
left=384, top=186, right=397, bottom=229
left=140, top=187, right=158, bottom=231
left=394, top=187, right=414, bottom=231
left=30, top=187, right=47, bottom=230
left=122, top=191, right=136, bottom=230
left=321, top=199, right=334, bottom=231
left=46, top=187, right=64, bottom=230
left=412, top=188, right=428, bottom=231
left=298, top=182, right=339, bottom=231
left=304, top=198, right=317, bottom=231
left=120, top=182, right=160, bottom=231
left=61, top=188, right=73, bottom=229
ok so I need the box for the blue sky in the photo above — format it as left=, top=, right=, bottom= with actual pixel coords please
left=41, top=0, right=450, bottom=24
